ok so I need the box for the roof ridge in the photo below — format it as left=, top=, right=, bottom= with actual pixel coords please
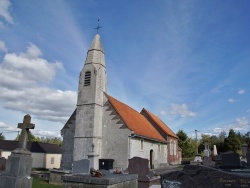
left=104, top=93, right=141, bottom=114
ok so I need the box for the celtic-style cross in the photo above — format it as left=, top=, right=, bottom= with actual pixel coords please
left=17, top=114, right=35, bottom=150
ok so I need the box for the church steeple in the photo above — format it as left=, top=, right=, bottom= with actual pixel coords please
left=88, top=34, right=104, bottom=52
left=74, top=33, right=107, bottom=169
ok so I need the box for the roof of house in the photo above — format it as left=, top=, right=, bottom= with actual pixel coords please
left=141, top=108, right=178, bottom=139
left=105, top=93, right=167, bottom=143
left=0, top=140, right=62, bottom=154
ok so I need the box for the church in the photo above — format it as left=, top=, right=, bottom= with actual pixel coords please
left=60, top=34, right=181, bottom=170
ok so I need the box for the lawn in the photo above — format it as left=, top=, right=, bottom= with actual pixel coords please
left=32, top=178, right=62, bottom=188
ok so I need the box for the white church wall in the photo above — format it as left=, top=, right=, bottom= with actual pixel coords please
left=130, top=137, right=167, bottom=168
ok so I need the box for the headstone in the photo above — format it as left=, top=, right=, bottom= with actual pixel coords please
left=0, top=114, right=35, bottom=188
left=161, top=165, right=250, bottom=188
left=213, top=145, right=218, bottom=156
left=0, top=157, right=6, bottom=171
left=72, top=159, right=90, bottom=174
left=202, top=156, right=215, bottom=167
left=128, top=157, right=160, bottom=188
left=242, top=144, right=248, bottom=159
left=215, top=154, right=222, bottom=167
left=221, top=152, right=241, bottom=168
left=246, top=152, right=250, bottom=166
left=203, top=143, right=210, bottom=157
left=128, top=157, right=150, bottom=182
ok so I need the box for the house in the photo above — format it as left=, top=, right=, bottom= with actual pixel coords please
left=0, top=140, right=62, bottom=169
left=61, top=34, right=181, bottom=170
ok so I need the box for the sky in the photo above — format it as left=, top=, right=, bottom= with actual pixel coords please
left=0, top=0, right=250, bottom=140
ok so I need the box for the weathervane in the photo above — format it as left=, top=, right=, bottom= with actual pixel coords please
left=94, top=17, right=102, bottom=34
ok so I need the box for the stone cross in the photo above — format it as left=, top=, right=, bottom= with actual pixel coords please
left=17, top=114, right=35, bottom=150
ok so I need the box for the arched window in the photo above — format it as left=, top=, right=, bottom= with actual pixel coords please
left=84, top=71, right=91, bottom=86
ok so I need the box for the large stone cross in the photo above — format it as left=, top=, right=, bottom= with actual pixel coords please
left=17, top=114, right=35, bottom=150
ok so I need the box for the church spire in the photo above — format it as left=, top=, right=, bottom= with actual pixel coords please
left=88, top=34, right=104, bottom=53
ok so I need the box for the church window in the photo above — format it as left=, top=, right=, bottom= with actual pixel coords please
left=158, top=144, right=161, bottom=153
left=84, top=71, right=91, bottom=86
left=174, top=141, right=176, bottom=155
left=140, top=139, right=144, bottom=150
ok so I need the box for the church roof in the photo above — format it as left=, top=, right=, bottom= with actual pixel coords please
left=105, top=93, right=167, bottom=143
left=141, top=108, right=178, bottom=139
left=0, top=140, right=62, bottom=154
left=88, top=34, right=104, bottom=53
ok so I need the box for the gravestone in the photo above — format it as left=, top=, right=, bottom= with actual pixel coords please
left=246, top=152, right=250, bottom=166
left=161, top=165, right=250, bottom=188
left=0, top=157, right=6, bottom=171
left=202, top=156, right=215, bottom=167
left=72, top=159, right=90, bottom=174
left=128, top=157, right=160, bottom=188
left=203, top=142, right=210, bottom=157
left=221, top=152, right=241, bottom=168
left=215, top=154, right=222, bottom=167
left=242, top=144, right=248, bottom=159
left=0, top=114, right=35, bottom=188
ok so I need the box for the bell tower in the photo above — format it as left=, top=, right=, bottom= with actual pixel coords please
left=73, top=34, right=107, bottom=169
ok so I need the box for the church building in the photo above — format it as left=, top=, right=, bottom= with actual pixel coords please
left=61, top=34, right=181, bottom=170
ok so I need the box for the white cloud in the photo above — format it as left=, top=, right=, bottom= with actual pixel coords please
left=0, top=43, right=77, bottom=123
left=238, top=89, right=245, bottom=94
left=0, top=0, right=13, bottom=23
left=161, top=103, right=196, bottom=118
left=214, top=117, right=250, bottom=133
left=228, top=98, right=236, bottom=103
left=0, top=40, right=7, bottom=52
left=0, top=122, right=8, bottom=128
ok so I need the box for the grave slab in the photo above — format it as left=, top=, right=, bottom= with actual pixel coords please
left=161, top=165, right=250, bottom=188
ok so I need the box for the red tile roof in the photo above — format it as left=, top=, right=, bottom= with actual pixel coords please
left=105, top=93, right=167, bottom=142
left=141, top=108, right=178, bottom=139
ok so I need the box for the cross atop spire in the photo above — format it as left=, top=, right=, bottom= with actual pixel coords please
left=94, top=17, right=102, bottom=34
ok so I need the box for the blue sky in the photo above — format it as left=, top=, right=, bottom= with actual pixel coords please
left=0, top=0, right=250, bottom=140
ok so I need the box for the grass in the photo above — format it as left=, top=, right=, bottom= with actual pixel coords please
left=32, top=178, right=62, bottom=188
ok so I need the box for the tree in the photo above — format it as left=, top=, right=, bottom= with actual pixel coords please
left=14, top=131, right=40, bottom=142
left=224, top=129, right=241, bottom=154
left=176, top=130, right=196, bottom=158
left=0, top=133, right=5, bottom=140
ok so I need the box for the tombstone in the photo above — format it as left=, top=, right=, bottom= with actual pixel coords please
left=128, top=157, right=160, bottom=188
left=0, top=157, right=6, bottom=171
left=203, top=142, right=210, bottom=157
left=72, top=159, right=90, bottom=174
left=161, top=165, right=250, bottom=188
left=242, top=144, right=248, bottom=159
left=215, top=154, right=222, bottom=167
left=0, top=114, right=35, bottom=188
left=221, top=152, right=241, bottom=169
left=213, top=145, right=218, bottom=156
left=246, top=152, right=250, bottom=166
left=202, top=156, right=215, bottom=167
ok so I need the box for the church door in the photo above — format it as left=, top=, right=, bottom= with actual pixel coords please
left=150, top=149, right=154, bottom=169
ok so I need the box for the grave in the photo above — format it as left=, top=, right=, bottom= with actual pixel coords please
left=62, top=158, right=138, bottom=188
left=0, top=114, right=35, bottom=188
left=127, top=156, right=160, bottom=188
left=73, top=159, right=90, bottom=174
left=203, top=142, right=210, bottom=157
left=49, top=169, right=70, bottom=185
left=246, top=152, right=250, bottom=166
left=242, top=144, right=248, bottom=159
left=220, top=152, right=241, bottom=169
left=202, top=156, right=215, bottom=167
left=161, top=165, right=250, bottom=188
left=190, top=154, right=202, bottom=165
left=0, top=157, right=6, bottom=171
